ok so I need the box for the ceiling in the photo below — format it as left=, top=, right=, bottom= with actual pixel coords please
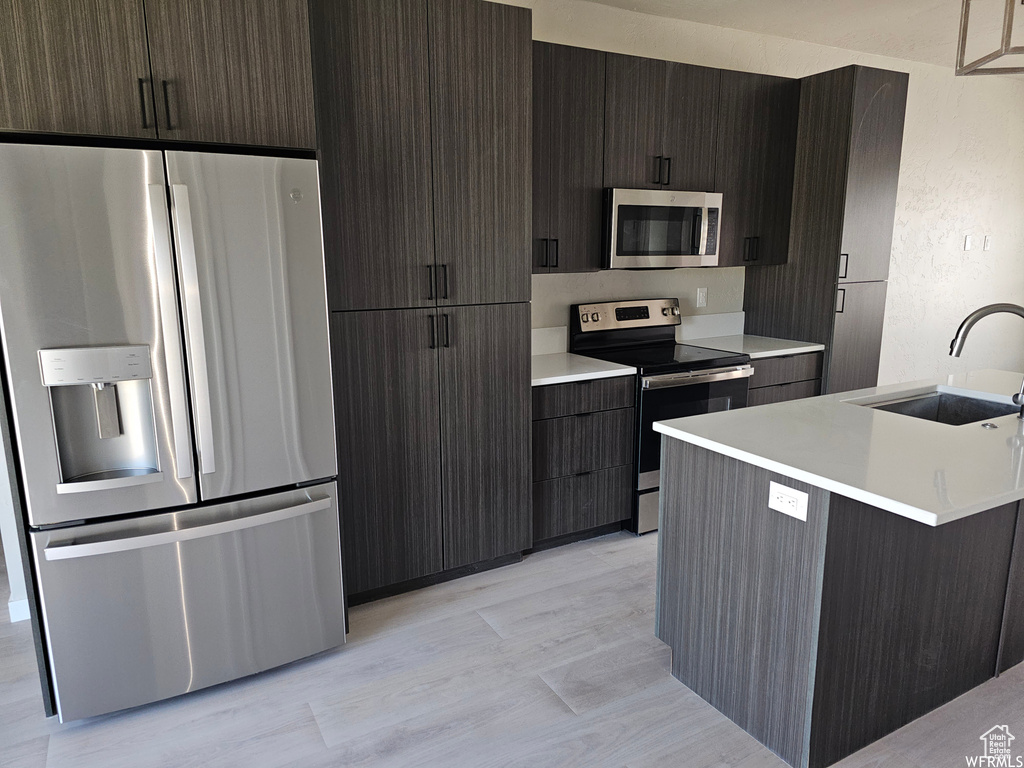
left=579, top=0, right=965, bottom=68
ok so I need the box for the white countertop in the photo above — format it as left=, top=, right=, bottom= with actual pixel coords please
left=654, top=369, right=1024, bottom=526
left=687, top=334, right=825, bottom=359
left=531, top=353, right=636, bottom=387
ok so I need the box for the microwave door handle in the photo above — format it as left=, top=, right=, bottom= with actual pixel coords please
left=170, top=184, right=216, bottom=476
left=148, top=185, right=193, bottom=481
left=698, top=206, right=710, bottom=255
left=690, top=208, right=703, bottom=254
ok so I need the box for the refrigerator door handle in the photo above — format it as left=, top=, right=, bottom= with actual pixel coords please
left=170, top=184, right=216, bottom=476
left=148, top=184, right=193, bottom=481
left=43, top=496, right=331, bottom=561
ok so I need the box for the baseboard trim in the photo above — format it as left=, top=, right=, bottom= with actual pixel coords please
left=347, top=552, right=524, bottom=607
left=8, top=598, right=29, bottom=623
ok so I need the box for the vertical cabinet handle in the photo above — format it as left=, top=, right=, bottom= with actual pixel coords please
left=161, top=80, right=174, bottom=130
left=442, top=314, right=451, bottom=348
left=742, top=237, right=760, bottom=262
left=836, top=288, right=846, bottom=313
left=441, top=264, right=449, bottom=299
left=427, top=265, right=436, bottom=300
left=538, top=238, right=549, bottom=268
left=663, top=156, right=672, bottom=186
left=838, top=253, right=849, bottom=279
left=548, top=239, right=559, bottom=269
left=429, top=314, right=437, bottom=349
left=138, top=78, right=151, bottom=129
left=653, top=156, right=663, bottom=185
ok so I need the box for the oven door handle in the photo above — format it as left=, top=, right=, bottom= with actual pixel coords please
left=641, top=364, right=753, bottom=390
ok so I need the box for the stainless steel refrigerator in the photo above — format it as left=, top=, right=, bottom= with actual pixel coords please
left=0, top=143, right=345, bottom=722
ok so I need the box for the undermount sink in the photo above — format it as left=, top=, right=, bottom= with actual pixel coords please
left=859, top=391, right=1018, bottom=426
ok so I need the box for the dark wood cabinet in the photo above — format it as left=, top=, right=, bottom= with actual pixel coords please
left=0, top=0, right=155, bottom=138
left=430, top=0, right=531, bottom=306
left=715, top=71, right=800, bottom=267
left=838, top=68, right=908, bottom=284
left=312, top=0, right=531, bottom=310
left=533, top=465, right=633, bottom=542
left=604, top=53, right=721, bottom=192
left=744, top=66, right=908, bottom=394
left=330, top=309, right=444, bottom=595
left=310, top=0, right=435, bottom=312
left=828, top=281, right=888, bottom=394
left=439, top=303, right=532, bottom=569
left=532, top=42, right=606, bottom=274
left=145, top=0, right=315, bottom=148
left=0, top=0, right=315, bottom=146
left=531, top=377, right=635, bottom=546
left=332, top=303, right=531, bottom=596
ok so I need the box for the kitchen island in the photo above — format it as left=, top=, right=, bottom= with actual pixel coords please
left=653, top=370, right=1024, bottom=768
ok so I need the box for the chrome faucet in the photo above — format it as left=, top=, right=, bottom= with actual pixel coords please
left=949, top=303, right=1024, bottom=419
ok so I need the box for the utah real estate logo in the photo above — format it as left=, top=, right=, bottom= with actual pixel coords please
left=967, top=726, right=1023, bottom=767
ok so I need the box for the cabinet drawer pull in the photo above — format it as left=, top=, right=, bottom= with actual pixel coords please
left=138, top=78, right=151, bottom=129
left=161, top=80, right=174, bottom=130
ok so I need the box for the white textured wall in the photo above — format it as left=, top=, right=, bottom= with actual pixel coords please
left=514, top=0, right=1024, bottom=384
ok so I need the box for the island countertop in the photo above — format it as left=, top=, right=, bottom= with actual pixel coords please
left=653, top=369, right=1024, bottom=526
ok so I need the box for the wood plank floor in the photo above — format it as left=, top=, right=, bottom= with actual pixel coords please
left=1, top=531, right=1023, bottom=767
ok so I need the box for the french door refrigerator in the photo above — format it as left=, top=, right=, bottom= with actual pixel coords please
left=0, top=143, right=345, bottom=722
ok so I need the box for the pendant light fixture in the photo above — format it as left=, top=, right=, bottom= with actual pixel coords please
left=957, top=0, right=1024, bottom=75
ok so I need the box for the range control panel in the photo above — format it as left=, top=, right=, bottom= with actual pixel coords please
left=575, top=298, right=681, bottom=333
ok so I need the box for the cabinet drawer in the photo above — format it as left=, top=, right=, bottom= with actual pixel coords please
left=533, top=465, right=633, bottom=542
left=533, top=376, right=635, bottom=420
left=532, top=408, right=634, bottom=481
left=748, top=352, right=823, bottom=389
left=748, top=379, right=821, bottom=406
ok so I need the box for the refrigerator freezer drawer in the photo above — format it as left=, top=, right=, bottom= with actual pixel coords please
left=31, top=482, right=345, bottom=722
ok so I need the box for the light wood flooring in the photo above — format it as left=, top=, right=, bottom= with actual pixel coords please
left=2, top=531, right=1023, bottom=767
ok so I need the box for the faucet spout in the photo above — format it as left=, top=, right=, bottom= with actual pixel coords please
left=949, top=303, right=1024, bottom=419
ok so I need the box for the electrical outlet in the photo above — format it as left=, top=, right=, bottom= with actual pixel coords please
left=696, top=287, right=708, bottom=308
left=984, top=235, right=992, bottom=251
left=768, top=481, right=808, bottom=522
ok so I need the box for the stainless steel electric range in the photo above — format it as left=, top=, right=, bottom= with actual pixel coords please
left=570, top=298, right=753, bottom=533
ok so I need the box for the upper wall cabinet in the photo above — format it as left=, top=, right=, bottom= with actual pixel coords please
left=312, top=0, right=531, bottom=311
left=0, top=0, right=315, bottom=147
left=0, top=0, right=154, bottom=138
left=838, top=67, right=908, bottom=284
left=143, top=0, right=315, bottom=147
left=604, top=54, right=721, bottom=192
left=309, top=0, right=436, bottom=311
left=429, top=0, right=532, bottom=307
left=532, top=42, right=606, bottom=274
left=715, top=71, right=800, bottom=267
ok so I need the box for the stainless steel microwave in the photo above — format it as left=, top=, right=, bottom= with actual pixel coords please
left=604, top=188, right=722, bottom=269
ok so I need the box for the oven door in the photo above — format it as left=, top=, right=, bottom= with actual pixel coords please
left=606, top=189, right=721, bottom=269
left=634, top=365, right=752, bottom=532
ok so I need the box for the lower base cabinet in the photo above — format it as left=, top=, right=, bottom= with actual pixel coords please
left=747, top=352, right=824, bottom=407
left=331, top=302, right=530, bottom=597
left=533, top=465, right=632, bottom=541
left=531, top=377, right=635, bottom=545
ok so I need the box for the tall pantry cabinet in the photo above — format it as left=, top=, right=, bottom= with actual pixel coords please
left=744, top=65, right=908, bottom=393
left=310, top=0, right=532, bottom=598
